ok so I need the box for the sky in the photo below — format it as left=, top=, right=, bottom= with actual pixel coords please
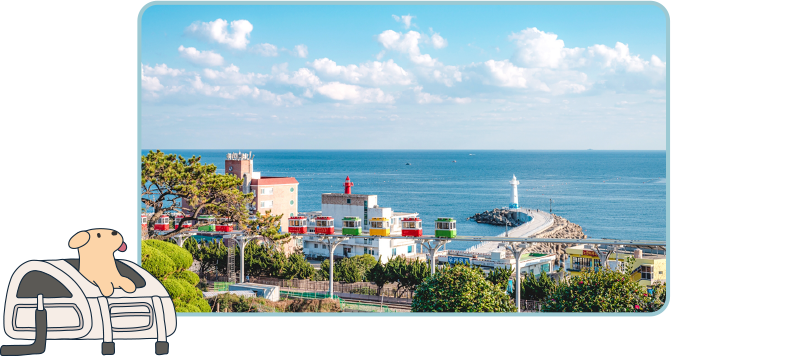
left=140, top=4, right=667, bottom=150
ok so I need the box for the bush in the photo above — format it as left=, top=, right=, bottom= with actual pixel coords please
left=412, top=264, right=516, bottom=312
left=142, top=238, right=209, bottom=313
left=174, top=270, right=200, bottom=287
left=141, top=244, right=176, bottom=280
left=144, top=239, right=193, bottom=270
left=542, top=268, right=659, bottom=312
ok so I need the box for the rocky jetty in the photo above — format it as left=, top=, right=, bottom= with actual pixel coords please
left=526, top=214, right=588, bottom=266
left=468, top=208, right=523, bottom=227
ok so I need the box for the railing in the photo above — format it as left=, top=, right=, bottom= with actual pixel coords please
left=245, top=276, right=416, bottom=299
left=520, top=299, right=542, bottom=312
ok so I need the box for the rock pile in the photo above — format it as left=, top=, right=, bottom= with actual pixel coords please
left=467, top=208, right=523, bottom=227
left=527, top=214, right=588, bottom=265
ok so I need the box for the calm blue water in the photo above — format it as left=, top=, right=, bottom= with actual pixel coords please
left=142, top=150, right=667, bottom=250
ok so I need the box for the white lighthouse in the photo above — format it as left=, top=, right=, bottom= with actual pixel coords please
left=509, top=174, right=520, bottom=209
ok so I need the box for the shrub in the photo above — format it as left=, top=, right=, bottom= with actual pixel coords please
left=144, top=239, right=193, bottom=270
left=174, top=270, right=200, bottom=287
left=141, top=244, right=176, bottom=280
left=542, top=268, right=659, bottom=312
left=412, top=264, right=516, bottom=312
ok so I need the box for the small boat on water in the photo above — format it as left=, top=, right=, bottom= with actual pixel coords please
left=406, top=162, right=411, bottom=165
left=452, top=160, right=457, bottom=163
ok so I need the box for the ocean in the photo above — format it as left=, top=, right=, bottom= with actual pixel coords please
left=142, top=150, right=667, bottom=250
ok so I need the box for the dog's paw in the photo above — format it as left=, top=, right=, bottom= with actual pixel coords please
left=118, top=277, right=136, bottom=293
left=97, top=281, right=115, bottom=297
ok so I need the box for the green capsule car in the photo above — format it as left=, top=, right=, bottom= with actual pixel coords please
left=435, top=217, right=457, bottom=238
left=342, top=216, right=362, bottom=236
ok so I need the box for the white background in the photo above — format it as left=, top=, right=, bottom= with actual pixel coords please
left=1, top=1, right=804, bottom=355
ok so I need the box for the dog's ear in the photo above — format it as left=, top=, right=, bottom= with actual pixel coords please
left=69, top=230, right=90, bottom=249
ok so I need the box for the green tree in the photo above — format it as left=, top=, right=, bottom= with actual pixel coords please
left=282, top=254, right=316, bottom=280
left=486, top=266, right=513, bottom=291
left=366, top=259, right=389, bottom=296
left=243, top=210, right=294, bottom=250
left=197, top=239, right=228, bottom=276
left=141, top=239, right=211, bottom=313
left=411, top=264, right=516, bottom=312
left=512, top=270, right=556, bottom=301
left=334, top=257, right=365, bottom=283
left=141, top=150, right=253, bottom=240
left=386, top=256, right=430, bottom=297
left=542, top=267, right=658, bottom=312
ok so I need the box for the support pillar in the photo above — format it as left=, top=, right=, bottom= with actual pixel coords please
left=418, top=239, right=450, bottom=275
left=235, top=234, right=257, bottom=283
left=505, top=242, right=534, bottom=313
left=320, top=236, right=349, bottom=299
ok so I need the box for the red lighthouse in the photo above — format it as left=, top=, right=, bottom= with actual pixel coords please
left=344, top=176, right=354, bottom=194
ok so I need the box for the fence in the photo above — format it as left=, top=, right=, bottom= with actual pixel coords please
left=279, top=290, right=407, bottom=313
left=520, top=299, right=542, bottom=312
left=205, top=274, right=415, bottom=299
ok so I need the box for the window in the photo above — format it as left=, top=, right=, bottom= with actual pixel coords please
left=290, top=200, right=294, bottom=205
left=364, top=247, right=368, bottom=254
left=371, top=220, right=388, bottom=228
left=436, top=221, right=455, bottom=230
left=316, top=220, right=333, bottom=227
left=290, top=187, right=294, bottom=192
left=260, top=187, right=273, bottom=195
left=314, top=244, right=318, bottom=249
left=344, top=220, right=359, bottom=228
left=347, top=198, right=351, bottom=204
left=641, top=265, right=653, bottom=280
left=571, top=257, right=591, bottom=271
left=260, top=200, right=273, bottom=208
left=407, top=245, right=413, bottom=253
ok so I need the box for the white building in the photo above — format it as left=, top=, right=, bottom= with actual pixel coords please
left=437, top=249, right=555, bottom=275
left=299, top=181, right=419, bottom=262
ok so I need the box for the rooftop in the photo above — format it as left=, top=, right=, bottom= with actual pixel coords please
left=252, top=177, right=298, bottom=185
left=322, top=193, right=376, bottom=198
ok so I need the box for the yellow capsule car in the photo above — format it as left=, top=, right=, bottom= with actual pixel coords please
left=369, top=217, right=391, bottom=236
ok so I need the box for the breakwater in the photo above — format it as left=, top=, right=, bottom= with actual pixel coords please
left=467, top=208, right=529, bottom=227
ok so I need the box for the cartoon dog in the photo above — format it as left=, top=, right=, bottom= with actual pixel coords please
left=68, top=228, right=135, bottom=297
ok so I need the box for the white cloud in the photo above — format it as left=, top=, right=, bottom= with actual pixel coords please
left=376, top=29, right=461, bottom=86
left=412, top=86, right=471, bottom=104
left=178, top=45, right=225, bottom=67
left=293, top=44, right=308, bottom=58
left=316, top=82, right=394, bottom=104
left=392, top=14, right=415, bottom=29
left=142, top=63, right=185, bottom=77
left=251, top=43, right=279, bottom=57
left=311, top=58, right=413, bottom=86
left=431, top=33, right=447, bottom=49
left=509, top=28, right=585, bottom=69
left=271, top=65, right=323, bottom=87
left=202, top=64, right=269, bottom=86
left=377, top=30, right=437, bottom=66
left=189, top=75, right=301, bottom=106
left=509, top=27, right=667, bottom=76
left=185, top=19, right=253, bottom=50
left=141, top=76, right=164, bottom=92
left=588, top=42, right=646, bottom=72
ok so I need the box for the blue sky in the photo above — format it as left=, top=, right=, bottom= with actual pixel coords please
left=140, top=4, right=667, bottom=150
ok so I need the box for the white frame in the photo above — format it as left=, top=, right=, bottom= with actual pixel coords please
left=260, top=200, right=273, bottom=208
left=260, top=187, right=274, bottom=196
